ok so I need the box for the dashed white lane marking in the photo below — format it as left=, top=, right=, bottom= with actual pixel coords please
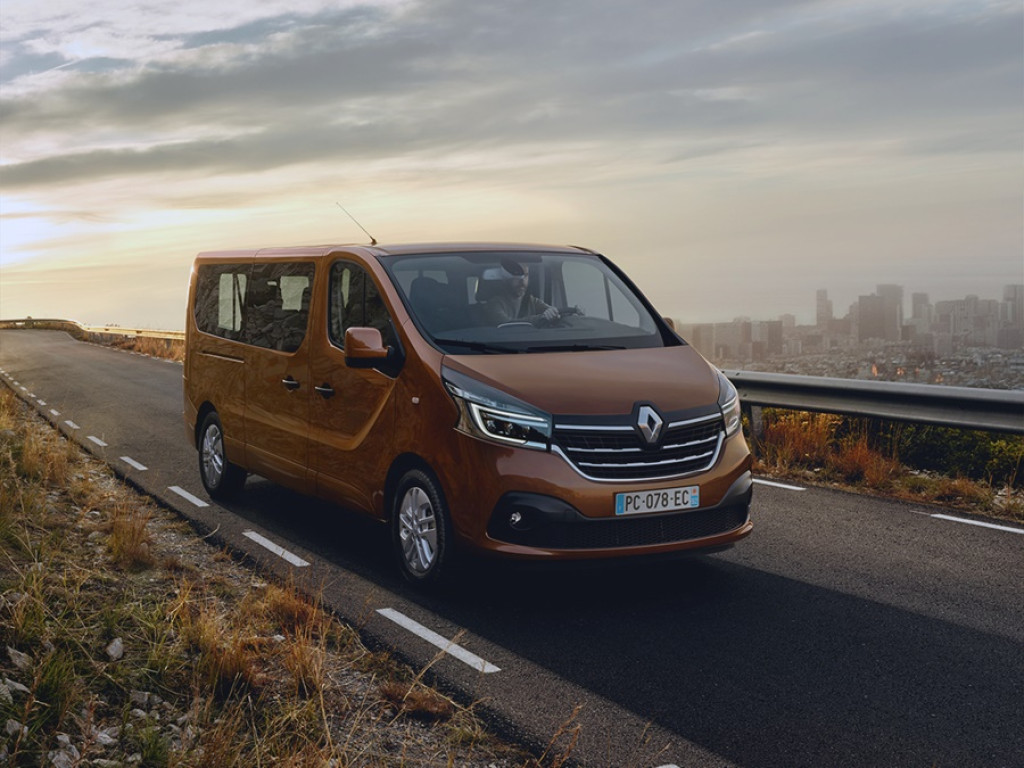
left=50, top=409, right=60, bottom=417
left=242, top=530, right=310, bottom=567
left=377, top=608, right=501, bottom=674
left=87, top=436, right=108, bottom=447
left=64, top=420, right=80, bottom=430
left=168, top=486, right=209, bottom=508
left=120, top=456, right=148, bottom=471
left=753, top=478, right=806, bottom=491
left=931, top=514, right=1023, bottom=535
left=37, top=400, right=46, bottom=406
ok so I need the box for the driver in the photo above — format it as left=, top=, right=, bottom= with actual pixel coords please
left=477, top=259, right=560, bottom=326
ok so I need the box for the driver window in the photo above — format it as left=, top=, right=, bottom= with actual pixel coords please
left=329, top=262, right=398, bottom=350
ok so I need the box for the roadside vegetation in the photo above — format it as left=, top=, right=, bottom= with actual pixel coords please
left=105, top=336, right=184, bottom=363
left=752, top=409, right=1024, bottom=523
left=0, top=387, right=566, bottom=767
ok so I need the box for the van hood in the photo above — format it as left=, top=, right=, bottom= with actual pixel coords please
left=443, top=346, right=720, bottom=417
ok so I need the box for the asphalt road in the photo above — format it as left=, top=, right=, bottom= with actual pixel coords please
left=2, top=329, right=1022, bottom=768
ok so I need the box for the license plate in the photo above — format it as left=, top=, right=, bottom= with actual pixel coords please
left=615, top=485, right=700, bottom=516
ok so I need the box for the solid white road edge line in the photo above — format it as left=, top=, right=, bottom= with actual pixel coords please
left=241, top=530, right=310, bottom=567
left=377, top=607, right=501, bottom=674
left=931, top=514, right=1024, bottom=535
left=168, top=486, right=209, bottom=508
left=753, top=478, right=806, bottom=491
left=87, top=436, right=108, bottom=447
left=120, top=456, right=148, bottom=471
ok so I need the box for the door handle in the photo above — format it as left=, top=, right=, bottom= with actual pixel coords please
left=315, top=384, right=335, bottom=399
left=281, top=376, right=300, bottom=391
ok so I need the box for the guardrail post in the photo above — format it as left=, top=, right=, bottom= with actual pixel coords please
left=742, top=403, right=764, bottom=453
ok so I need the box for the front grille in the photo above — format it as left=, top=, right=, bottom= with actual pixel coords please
left=502, top=504, right=749, bottom=550
left=553, top=414, right=725, bottom=481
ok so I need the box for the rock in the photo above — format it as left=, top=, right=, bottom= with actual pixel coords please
left=92, top=725, right=120, bottom=747
left=129, top=690, right=150, bottom=708
left=105, top=638, right=124, bottom=661
left=48, top=741, right=80, bottom=768
left=0, top=683, right=11, bottom=706
left=3, top=678, right=30, bottom=696
left=4, top=719, right=27, bottom=738
left=6, top=647, right=31, bottom=672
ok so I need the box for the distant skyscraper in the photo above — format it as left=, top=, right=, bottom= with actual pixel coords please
left=911, top=292, right=931, bottom=323
left=1003, top=285, right=1024, bottom=328
left=998, top=284, right=1024, bottom=348
left=816, top=289, right=833, bottom=329
left=876, top=284, right=904, bottom=341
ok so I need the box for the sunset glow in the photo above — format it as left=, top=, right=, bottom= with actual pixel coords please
left=2, top=0, right=1021, bottom=329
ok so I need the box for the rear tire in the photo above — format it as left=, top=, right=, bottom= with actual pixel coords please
left=198, top=411, right=246, bottom=500
left=392, top=469, right=454, bottom=586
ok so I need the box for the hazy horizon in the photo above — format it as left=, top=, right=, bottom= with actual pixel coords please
left=2, top=0, right=1022, bottom=331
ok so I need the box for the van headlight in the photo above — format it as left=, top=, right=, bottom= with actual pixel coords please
left=717, top=371, right=742, bottom=437
left=443, top=368, right=551, bottom=450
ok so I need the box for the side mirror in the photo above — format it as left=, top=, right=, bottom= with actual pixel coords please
left=344, top=327, right=390, bottom=368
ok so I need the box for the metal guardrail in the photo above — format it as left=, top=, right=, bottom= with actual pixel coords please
left=2, top=318, right=1021, bottom=435
left=724, top=370, right=1024, bottom=435
left=0, top=318, right=184, bottom=341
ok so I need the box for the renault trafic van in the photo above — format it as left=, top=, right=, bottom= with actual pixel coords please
left=184, top=243, right=753, bottom=584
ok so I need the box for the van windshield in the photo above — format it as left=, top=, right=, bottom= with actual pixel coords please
left=383, top=251, right=674, bottom=354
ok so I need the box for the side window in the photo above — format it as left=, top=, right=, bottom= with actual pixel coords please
left=562, top=260, right=641, bottom=328
left=329, top=262, right=398, bottom=350
left=244, top=262, right=315, bottom=352
left=194, top=264, right=248, bottom=340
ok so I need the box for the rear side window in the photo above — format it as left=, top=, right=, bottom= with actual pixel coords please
left=245, top=263, right=315, bottom=352
left=194, top=264, right=248, bottom=340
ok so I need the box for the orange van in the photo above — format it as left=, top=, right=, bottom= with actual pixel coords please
left=184, top=243, right=753, bottom=583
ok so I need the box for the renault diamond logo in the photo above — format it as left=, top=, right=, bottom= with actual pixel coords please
left=636, top=405, right=664, bottom=445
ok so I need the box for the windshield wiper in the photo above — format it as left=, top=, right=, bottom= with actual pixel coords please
left=524, top=344, right=627, bottom=353
left=433, top=337, right=521, bottom=354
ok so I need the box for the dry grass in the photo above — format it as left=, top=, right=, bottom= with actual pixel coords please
left=752, top=409, right=1024, bottom=523
left=106, top=335, right=184, bottom=362
left=0, top=387, right=545, bottom=767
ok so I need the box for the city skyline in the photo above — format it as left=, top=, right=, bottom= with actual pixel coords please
left=692, top=281, right=1024, bottom=328
left=2, top=1, right=1021, bottom=330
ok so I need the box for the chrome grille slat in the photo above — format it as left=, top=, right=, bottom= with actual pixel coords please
left=578, top=450, right=715, bottom=470
left=553, top=412, right=726, bottom=481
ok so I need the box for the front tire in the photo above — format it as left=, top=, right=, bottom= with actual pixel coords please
left=392, top=469, right=453, bottom=586
left=198, top=411, right=246, bottom=500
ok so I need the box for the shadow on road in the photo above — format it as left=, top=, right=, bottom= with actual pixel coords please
left=220, top=479, right=1023, bottom=768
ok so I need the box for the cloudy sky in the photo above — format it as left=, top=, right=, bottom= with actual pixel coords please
left=1, top=0, right=1021, bottom=329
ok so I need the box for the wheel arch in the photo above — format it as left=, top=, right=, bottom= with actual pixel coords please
left=194, top=401, right=217, bottom=448
left=384, top=453, right=445, bottom=522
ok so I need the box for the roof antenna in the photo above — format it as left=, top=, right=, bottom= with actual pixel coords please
left=336, top=202, right=377, bottom=246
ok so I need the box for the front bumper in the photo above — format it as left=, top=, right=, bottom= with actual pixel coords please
left=484, top=470, right=753, bottom=558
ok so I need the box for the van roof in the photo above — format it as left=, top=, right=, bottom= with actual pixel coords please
left=194, top=242, right=597, bottom=261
